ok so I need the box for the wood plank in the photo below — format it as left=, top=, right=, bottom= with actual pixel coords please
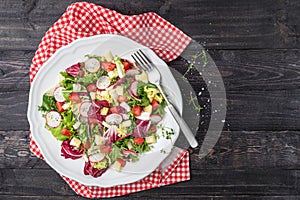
left=1, top=49, right=299, bottom=132
left=2, top=88, right=299, bottom=131
left=0, top=195, right=300, bottom=200
left=1, top=168, right=298, bottom=196
left=1, top=131, right=298, bottom=169
left=0, top=0, right=299, bottom=50
left=1, top=49, right=299, bottom=93
left=170, top=49, right=300, bottom=91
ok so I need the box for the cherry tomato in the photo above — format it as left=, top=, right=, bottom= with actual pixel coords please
left=116, top=158, right=126, bottom=167
left=151, top=100, right=160, bottom=111
left=133, top=137, right=144, bottom=145
left=122, top=60, right=132, bottom=70
left=117, top=95, right=128, bottom=103
left=69, top=92, right=81, bottom=104
left=132, top=105, right=142, bottom=116
left=86, top=83, right=97, bottom=92
left=101, top=62, right=116, bottom=72
left=61, top=128, right=72, bottom=136
left=100, top=145, right=113, bottom=155
left=56, top=101, right=65, bottom=112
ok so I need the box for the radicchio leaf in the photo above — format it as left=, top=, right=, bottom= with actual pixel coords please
left=66, top=63, right=84, bottom=77
left=61, top=139, right=84, bottom=159
left=133, top=120, right=151, bottom=138
left=122, top=149, right=138, bottom=158
left=103, top=125, right=118, bottom=143
left=83, top=161, right=108, bottom=178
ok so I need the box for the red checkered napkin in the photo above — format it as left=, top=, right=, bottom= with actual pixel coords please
left=29, top=2, right=191, bottom=198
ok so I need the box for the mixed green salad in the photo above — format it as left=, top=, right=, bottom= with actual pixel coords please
left=38, top=51, right=167, bottom=177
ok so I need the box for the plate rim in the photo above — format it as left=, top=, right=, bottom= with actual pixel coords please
left=27, top=34, right=183, bottom=187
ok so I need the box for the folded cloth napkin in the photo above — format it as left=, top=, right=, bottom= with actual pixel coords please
left=29, top=2, right=191, bottom=198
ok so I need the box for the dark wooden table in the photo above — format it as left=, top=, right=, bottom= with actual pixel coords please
left=1, top=0, right=299, bottom=199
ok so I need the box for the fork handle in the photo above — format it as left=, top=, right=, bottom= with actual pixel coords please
left=167, top=103, right=199, bottom=148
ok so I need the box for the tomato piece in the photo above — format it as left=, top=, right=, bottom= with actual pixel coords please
left=110, top=106, right=126, bottom=114
left=132, top=105, right=142, bottom=116
left=61, top=128, right=72, bottom=136
left=88, top=117, right=98, bottom=125
left=149, top=124, right=157, bottom=133
left=86, top=83, right=97, bottom=92
left=100, top=145, right=113, bottom=155
left=133, top=137, right=144, bottom=145
left=69, top=92, right=81, bottom=104
left=56, top=101, right=65, bottom=112
left=84, top=140, right=91, bottom=149
left=122, top=60, right=132, bottom=70
left=117, top=95, right=128, bottom=103
left=116, top=158, right=126, bottom=167
left=151, top=100, right=160, bottom=111
left=101, top=62, right=116, bottom=72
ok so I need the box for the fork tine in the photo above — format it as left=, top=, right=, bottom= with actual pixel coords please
left=138, top=49, right=153, bottom=64
left=131, top=54, right=147, bottom=71
left=135, top=50, right=152, bottom=71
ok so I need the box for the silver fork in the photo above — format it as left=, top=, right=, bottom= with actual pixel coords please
left=131, top=49, right=198, bottom=148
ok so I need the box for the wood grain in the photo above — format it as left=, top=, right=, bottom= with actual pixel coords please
left=1, top=131, right=298, bottom=169
left=0, top=0, right=299, bottom=199
left=1, top=168, right=298, bottom=196
left=0, top=0, right=299, bottom=50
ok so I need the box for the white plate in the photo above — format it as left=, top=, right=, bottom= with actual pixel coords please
left=27, top=34, right=183, bottom=187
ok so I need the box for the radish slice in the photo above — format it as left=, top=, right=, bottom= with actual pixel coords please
left=120, top=102, right=131, bottom=112
left=79, top=101, right=91, bottom=118
left=121, top=120, right=132, bottom=127
left=85, top=58, right=100, bottom=73
left=46, top=111, right=62, bottom=128
left=150, top=114, right=162, bottom=124
left=105, top=113, right=122, bottom=125
left=135, top=71, right=148, bottom=83
left=125, top=68, right=140, bottom=77
left=130, top=81, right=139, bottom=97
left=89, top=153, right=105, bottom=163
left=53, top=86, right=66, bottom=102
left=136, top=112, right=150, bottom=121
left=127, top=90, right=142, bottom=102
left=96, top=76, right=111, bottom=90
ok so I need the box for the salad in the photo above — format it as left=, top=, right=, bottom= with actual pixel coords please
left=38, top=51, right=167, bottom=178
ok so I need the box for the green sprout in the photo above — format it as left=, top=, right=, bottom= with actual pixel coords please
left=182, top=50, right=208, bottom=81
left=188, top=91, right=203, bottom=112
left=201, top=49, right=208, bottom=67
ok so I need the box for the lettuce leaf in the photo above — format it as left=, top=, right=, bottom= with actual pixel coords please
left=38, top=94, right=57, bottom=112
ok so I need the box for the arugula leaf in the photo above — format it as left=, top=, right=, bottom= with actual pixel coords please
left=45, top=124, right=70, bottom=141
left=84, top=54, right=104, bottom=62
left=38, top=94, right=57, bottom=112
left=114, top=136, right=152, bottom=154
left=61, top=110, right=76, bottom=133
left=60, top=72, right=75, bottom=90
left=109, top=145, right=122, bottom=164
left=77, top=124, right=88, bottom=144
left=75, top=69, right=104, bottom=86
left=93, top=160, right=108, bottom=169
left=152, top=106, right=165, bottom=115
